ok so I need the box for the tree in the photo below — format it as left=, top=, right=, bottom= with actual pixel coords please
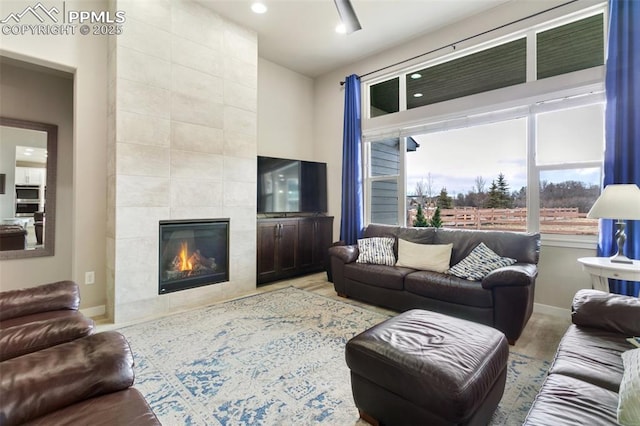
left=430, top=206, right=443, bottom=228
left=414, top=179, right=427, bottom=207
left=487, top=173, right=513, bottom=208
left=437, top=187, right=453, bottom=209
left=487, top=180, right=501, bottom=208
left=413, top=204, right=429, bottom=227
left=495, top=173, right=512, bottom=208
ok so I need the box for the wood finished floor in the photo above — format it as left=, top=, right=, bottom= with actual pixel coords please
left=261, top=272, right=572, bottom=362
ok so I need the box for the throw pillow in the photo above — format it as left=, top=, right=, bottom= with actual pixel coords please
left=356, top=237, right=396, bottom=266
left=395, top=239, right=452, bottom=273
left=448, top=242, right=517, bottom=281
left=618, top=348, right=640, bottom=426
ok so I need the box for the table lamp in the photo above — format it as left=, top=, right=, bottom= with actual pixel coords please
left=587, top=183, right=640, bottom=264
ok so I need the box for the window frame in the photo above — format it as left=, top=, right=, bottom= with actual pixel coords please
left=360, top=5, right=606, bottom=248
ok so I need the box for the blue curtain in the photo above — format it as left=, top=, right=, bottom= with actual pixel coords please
left=340, top=74, right=364, bottom=245
left=599, top=0, right=640, bottom=296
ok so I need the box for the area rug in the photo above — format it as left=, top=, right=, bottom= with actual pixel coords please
left=118, top=287, right=549, bottom=425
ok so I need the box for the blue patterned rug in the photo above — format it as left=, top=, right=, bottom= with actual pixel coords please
left=119, top=287, right=549, bottom=425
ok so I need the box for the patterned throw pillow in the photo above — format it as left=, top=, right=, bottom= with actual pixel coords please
left=356, top=237, right=395, bottom=266
left=618, top=348, right=640, bottom=426
left=448, top=242, right=516, bottom=281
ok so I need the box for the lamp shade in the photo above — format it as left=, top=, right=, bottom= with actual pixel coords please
left=587, top=184, right=640, bottom=220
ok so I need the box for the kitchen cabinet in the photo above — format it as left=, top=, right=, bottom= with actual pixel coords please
left=15, top=167, right=45, bottom=185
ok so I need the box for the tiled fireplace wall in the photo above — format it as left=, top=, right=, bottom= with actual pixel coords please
left=106, top=0, right=257, bottom=323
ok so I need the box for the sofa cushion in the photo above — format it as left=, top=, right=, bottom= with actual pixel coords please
left=548, top=325, right=629, bottom=392
left=395, top=239, right=452, bottom=273
left=449, top=242, right=516, bottom=281
left=434, top=228, right=540, bottom=265
left=0, top=331, right=135, bottom=425
left=618, top=348, right=640, bottom=426
left=523, top=374, right=619, bottom=425
left=356, top=237, right=396, bottom=266
left=571, top=289, right=640, bottom=336
left=0, top=312, right=95, bottom=361
left=22, top=388, right=160, bottom=426
left=405, top=270, right=493, bottom=308
left=344, top=263, right=413, bottom=290
left=0, top=281, right=80, bottom=322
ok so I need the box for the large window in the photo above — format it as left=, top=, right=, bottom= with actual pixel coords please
left=362, top=7, right=606, bottom=238
left=406, top=118, right=528, bottom=232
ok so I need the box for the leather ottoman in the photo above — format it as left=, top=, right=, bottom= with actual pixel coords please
left=345, top=309, right=509, bottom=426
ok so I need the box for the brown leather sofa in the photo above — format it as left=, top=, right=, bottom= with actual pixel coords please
left=1, top=331, right=160, bottom=425
left=329, top=224, right=540, bottom=343
left=0, top=224, right=27, bottom=251
left=0, top=281, right=160, bottom=425
left=524, top=289, right=640, bottom=425
left=0, top=280, right=94, bottom=361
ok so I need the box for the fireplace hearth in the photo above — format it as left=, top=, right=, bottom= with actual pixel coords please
left=159, top=219, right=229, bottom=294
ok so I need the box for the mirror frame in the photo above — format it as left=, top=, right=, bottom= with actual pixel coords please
left=1, top=117, right=57, bottom=259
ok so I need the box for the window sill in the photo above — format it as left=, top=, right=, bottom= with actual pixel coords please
left=541, top=233, right=598, bottom=250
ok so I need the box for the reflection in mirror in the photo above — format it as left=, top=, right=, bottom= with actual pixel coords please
left=0, top=118, right=57, bottom=259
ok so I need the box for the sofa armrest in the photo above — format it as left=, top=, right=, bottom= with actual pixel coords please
left=0, top=281, right=80, bottom=321
left=571, top=289, right=640, bottom=336
left=328, top=245, right=359, bottom=264
left=0, top=331, right=134, bottom=426
left=481, top=263, right=537, bottom=289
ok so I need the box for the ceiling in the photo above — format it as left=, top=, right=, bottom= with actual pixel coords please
left=198, top=0, right=511, bottom=78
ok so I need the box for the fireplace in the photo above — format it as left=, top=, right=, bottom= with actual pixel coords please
left=159, top=219, right=229, bottom=294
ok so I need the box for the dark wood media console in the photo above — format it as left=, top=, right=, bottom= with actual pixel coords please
left=257, top=216, right=333, bottom=285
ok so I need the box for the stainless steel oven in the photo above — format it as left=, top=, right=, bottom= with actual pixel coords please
left=15, top=185, right=40, bottom=200
left=15, top=185, right=42, bottom=217
left=15, top=202, right=39, bottom=217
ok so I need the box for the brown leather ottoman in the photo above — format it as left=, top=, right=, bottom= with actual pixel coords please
left=346, top=309, right=509, bottom=426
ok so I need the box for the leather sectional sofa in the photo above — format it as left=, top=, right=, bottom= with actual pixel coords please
left=0, top=281, right=160, bottom=425
left=524, top=289, right=640, bottom=425
left=329, top=224, right=540, bottom=343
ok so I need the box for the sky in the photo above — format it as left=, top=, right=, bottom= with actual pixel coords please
left=406, top=107, right=603, bottom=198
left=407, top=118, right=528, bottom=197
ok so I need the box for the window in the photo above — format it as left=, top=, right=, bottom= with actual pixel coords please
left=369, top=78, right=399, bottom=118
left=406, top=118, right=527, bottom=231
left=536, top=14, right=604, bottom=80
left=535, top=103, right=604, bottom=235
left=366, top=139, right=403, bottom=225
left=362, top=7, right=606, bottom=239
left=406, top=38, right=526, bottom=109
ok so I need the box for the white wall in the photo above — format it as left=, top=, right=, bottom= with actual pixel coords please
left=258, top=58, right=315, bottom=161
left=313, top=0, right=602, bottom=309
left=0, top=0, right=108, bottom=309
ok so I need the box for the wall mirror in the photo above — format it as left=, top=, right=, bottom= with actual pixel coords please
left=0, top=117, right=57, bottom=259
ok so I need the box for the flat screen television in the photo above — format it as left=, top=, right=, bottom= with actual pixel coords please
left=257, top=156, right=327, bottom=214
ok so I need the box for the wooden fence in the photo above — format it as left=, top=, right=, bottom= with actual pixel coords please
left=407, top=206, right=597, bottom=234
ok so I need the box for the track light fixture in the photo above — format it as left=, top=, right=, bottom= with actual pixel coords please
left=334, top=0, right=361, bottom=34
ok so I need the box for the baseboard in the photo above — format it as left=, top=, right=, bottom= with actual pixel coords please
left=80, top=305, right=106, bottom=318
left=533, top=302, right=569, bottom=318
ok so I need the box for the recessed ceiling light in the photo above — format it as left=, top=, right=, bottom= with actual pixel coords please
left=410, top=73, right=422, bottom=79
left=335, top=23, right=347, bottom=34
left=251, top=2, right=267, bottom=14
left=413, top=93, right=423, bottom=98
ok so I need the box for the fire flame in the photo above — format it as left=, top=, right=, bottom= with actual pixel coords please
left=178, top=242, right=193, bottom=271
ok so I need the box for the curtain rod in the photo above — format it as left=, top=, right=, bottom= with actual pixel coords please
left=339, top=0, right=579, bottom=86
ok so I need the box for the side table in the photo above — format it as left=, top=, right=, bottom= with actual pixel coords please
left=577, top=257, right=640, bottom=292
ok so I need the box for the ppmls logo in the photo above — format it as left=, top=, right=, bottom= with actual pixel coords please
left=0, top=2, right=59, bottom=24
left=1, top=2, right=125, bottom=36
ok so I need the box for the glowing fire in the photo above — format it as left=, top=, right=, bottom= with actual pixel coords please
left=178, top=242, right=193, bottom=271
